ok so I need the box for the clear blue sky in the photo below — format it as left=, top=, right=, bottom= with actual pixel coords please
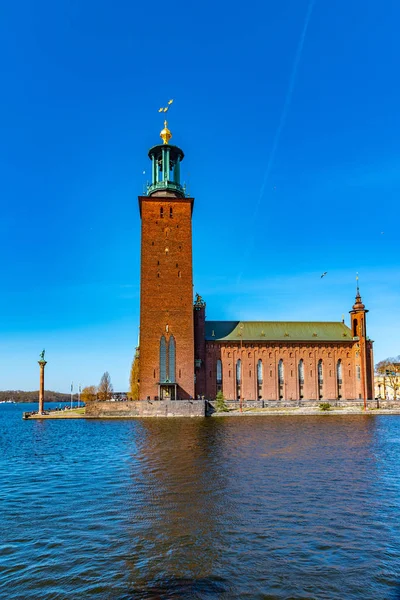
left=0, top=0, right=399, bottom=392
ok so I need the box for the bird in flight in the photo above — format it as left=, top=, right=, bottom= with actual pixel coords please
left=321, top=272, right=327, bottom=278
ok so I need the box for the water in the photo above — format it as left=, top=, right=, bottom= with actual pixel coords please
left=1, top=404, right=400, bottom=599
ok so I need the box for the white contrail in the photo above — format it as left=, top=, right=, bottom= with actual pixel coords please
left=237, top=0, right=317, bottom=285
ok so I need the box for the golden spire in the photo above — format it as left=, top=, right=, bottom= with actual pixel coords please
left=160, top=119, right=172, bottom=144
left=158, top=99, right=174, bottom=144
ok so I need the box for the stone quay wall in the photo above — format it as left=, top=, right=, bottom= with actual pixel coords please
left=207, top=398, right=400, bottom=413
left=86, top=399, right=206, bottom=418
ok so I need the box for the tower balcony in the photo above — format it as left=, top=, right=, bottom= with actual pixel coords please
left=147, top=180, right=185, bottom=197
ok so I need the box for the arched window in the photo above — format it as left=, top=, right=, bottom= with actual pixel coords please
left=236, top=359, right=241, bottom=383
left=160, top=336, right=167, bottom=382
left=337, top=359, right=343, bottom=383
left=216, top=359, right=222, bottom=384
left=236, top=359, right=242, bottom=401
left=278, top=359, right=284, bottom=383
left=257, top=359, right=263, bottom=400
left=168, top=336, right=176, bottom=382
left=257, top=359, right=263, bottom=383
left=353, top=318, right=358, bottom=337
left=318, top=359, right=323, bottom=382
left=337, top=359, right=343, bottom=399
left=298, top=359, right=304, bottom=383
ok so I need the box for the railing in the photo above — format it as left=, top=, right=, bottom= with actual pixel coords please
left=147, top=181, right=184, bottom=196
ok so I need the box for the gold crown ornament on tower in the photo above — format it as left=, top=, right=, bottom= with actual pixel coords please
left=160, top=120, right=172, bottom=144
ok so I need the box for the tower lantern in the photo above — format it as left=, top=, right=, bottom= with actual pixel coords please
left=147, top=125, right=185, bottom=198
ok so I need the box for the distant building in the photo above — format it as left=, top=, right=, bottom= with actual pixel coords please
left=109, top=392, right=128, bottom=402
left=374, top=365, right=400, bottom=400
left=138, top=122, right=374, bottom=402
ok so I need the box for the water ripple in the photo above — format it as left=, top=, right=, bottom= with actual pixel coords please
left=1, top=405, right=400, bottom=599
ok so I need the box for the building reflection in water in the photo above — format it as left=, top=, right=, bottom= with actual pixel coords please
left=122, top=418, right=236, bottom=598
left=117, top=416, right=383, bottom=600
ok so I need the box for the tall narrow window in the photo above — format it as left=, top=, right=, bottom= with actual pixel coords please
left=160, top=336, right=167, bottom=383
left=257, top=359, right=263, bottom=400
left=236, top=359, right=241, bottom=382
left=216, top=359, right=222, bottom=384
left=356, top=365, right=361, bottom=380
left=278, top=359, right=284, bottom=383
left=318, top=359, right=323, bottom=383
left=278, top=359, right=284, bottom=399
left=298, top=359, right=304, bottom=383
left=337, top=359, right=343, bottom=399
left=236, top=359, right=241, bottom=400
left=168, top=336, right=176, bottom=382
left=298, top=359, right=304, bottom=399
left=353, top=318, right=358, bottom=337
left=318, top=359, right=323, bottom=399
left=257, top=359, right=263, bottom=383
left=337, top=359, right=342, bottom=383
left=160, top=207, right=164, bottom=218
left=170, top=207, right=173, bottom=218
left=216, top=359, right=222, bottom=393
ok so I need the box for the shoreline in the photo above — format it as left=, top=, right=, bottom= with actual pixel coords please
left=24, top=407, right=400, bottom=419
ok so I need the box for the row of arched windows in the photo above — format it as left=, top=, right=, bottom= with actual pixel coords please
left=159, top=335, right=176, bottom=383
left=215, top=358, right=344, bottom=386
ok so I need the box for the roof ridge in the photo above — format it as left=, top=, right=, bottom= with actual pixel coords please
left=205, top=320, right=348, bottom=324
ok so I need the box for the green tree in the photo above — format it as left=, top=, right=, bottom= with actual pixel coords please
left=129, top=348, right=140, bottom=400
left=215, top=390, right=229, bottom=412
left=81, top=385, right=98, bottom=403
left=375, top=356, right=400, bottom=399
left=98, top=372, right=113, bottom=401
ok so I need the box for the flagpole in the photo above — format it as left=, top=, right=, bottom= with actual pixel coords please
left=70, top=381, right=73, bottom=409
left=78, top=384, right=81, bottom=408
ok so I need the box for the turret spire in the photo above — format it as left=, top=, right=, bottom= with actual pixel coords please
left=353, top=273, right=365, bottom=311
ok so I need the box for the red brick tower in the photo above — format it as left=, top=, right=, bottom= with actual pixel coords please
left=138, top=119, right=194, bottom=401
left=349, top=277, right=374, bottom=405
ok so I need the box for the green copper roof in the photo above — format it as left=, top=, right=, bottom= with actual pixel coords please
left=205, top=321, right=353, bottom=342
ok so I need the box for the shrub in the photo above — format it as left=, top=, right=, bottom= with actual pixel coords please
left=319, top=402, right=331, bottom=411
left=215, top=391, right=229, bottom=412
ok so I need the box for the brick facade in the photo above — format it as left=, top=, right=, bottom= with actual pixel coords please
left=139, top=193, right=195, bottom=400
left=194, top=303, right=374, bottom=402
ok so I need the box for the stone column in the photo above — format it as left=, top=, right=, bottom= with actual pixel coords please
left=38, top=360, right=47, bottom=415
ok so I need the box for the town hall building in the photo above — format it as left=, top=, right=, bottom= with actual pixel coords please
left=138, top=120, right=374, bottom=404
